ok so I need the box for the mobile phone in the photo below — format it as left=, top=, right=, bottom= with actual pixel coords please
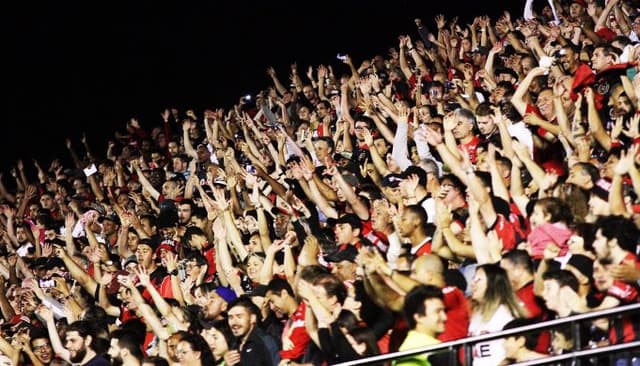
left=336, top=53, right=347, bottom=62
left=246, top=165, right=257, bottom=175
left=39, top=279, right=56, bottom=289
left=83, top=164, right=97, bottom=177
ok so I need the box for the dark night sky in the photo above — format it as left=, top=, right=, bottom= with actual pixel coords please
left=5, top=1, right=521, bottom=177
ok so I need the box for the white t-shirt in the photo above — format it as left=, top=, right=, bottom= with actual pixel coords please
left=468, top=304, right=515, bottom=366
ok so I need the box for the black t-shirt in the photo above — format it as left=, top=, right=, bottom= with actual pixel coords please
left=84, top=354, right=110, bottom=366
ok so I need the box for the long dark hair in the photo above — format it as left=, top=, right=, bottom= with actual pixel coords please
left=349, top=327, right=380, bottom=357
left=179, top=333, right=215, bottom=366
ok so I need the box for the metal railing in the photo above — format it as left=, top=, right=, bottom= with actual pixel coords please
left=336, top=302, right=640, bottom=366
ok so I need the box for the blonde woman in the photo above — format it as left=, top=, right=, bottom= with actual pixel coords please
left=468, top=263, right=527, bottom=366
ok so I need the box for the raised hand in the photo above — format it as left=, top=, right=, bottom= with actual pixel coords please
left=613, top=144, right=639, bottom=175
left=42, top=242, right=53, bottom=257
left=165, top=251, right=178, bottom=273
left=622, top=114, right=640, bottom=139
left=424, top=126, right=444, bottom=146
left=100, top=272, right=114, bottom=286
left=135, top=265, right=151, bottom=287
left=539, top=172, right=559, bottom=192
left=35, top=304, right=54, bottom=323
left=435, top=14, right=446, bottom=30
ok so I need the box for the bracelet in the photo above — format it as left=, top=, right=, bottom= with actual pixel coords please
left=408, top=47, right=415, bottom=52
left=376, top=90, right=384, bottom=96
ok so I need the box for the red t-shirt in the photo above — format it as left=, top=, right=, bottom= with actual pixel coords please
left=517, top=282, right=545, bottom=319
left=439, top=286, right=470, bottom=342
left=596, top=280, right=639, bottom=344
left=412, top=240, right=432, bottom=257
left=142, top=271, right=174, bottom=302
left=621, top=252, right=640, bottom=269
left=489, top=214, right=516, bottom=252
left=458, top=135, right=481, bottom=164
left=280, top=302, right=311, bottom=361
left=203, top=244, right=217, bottom=276
left=517, top=283, right=552, bottom=355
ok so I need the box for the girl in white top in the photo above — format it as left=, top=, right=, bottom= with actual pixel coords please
left=468, top=263, right=527, bottom=366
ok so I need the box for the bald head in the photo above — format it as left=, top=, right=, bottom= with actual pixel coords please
left=411, top=254, right=444, bottom=286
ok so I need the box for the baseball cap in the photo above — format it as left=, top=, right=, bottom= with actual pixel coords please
left=341, top=173, right=359, bottom=187
left=596, top=27, right=616, bottom=42
left=215, top=287, right=238, bottom=304
left=565, top=254, right=594, bottom=280
left=158, top=199, right=177, bottom=212
left=98, top=213, right=120, bottom=225
left=155, top=240, right=178, bottom=256
left=472, top=46, right=489, bottom=55
left=107, top=270, right=129, bottom=295
left=248, top=284, right=268, bottom=298
left=381, top=173, right=403, bottom=188
left=325, top=245, right=359, bottom=263
left=123, top=255, right=138, bottom=268
left=335, top=213, right=363, bottom=231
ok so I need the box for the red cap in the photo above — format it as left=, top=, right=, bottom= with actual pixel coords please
left=155, top=241, right=177, bottom=256
left=596, top=27, right=617, bottom=42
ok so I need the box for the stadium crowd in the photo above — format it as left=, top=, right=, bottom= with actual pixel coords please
left=1, top=0, right=640, bottom=365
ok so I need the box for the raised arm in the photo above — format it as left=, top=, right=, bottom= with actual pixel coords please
left=131, top=160, right=160, bottom=201
left=511, top=67, right=547, bottom=116
left=585, top=87, right=614, bottom=151
left=266, top=66, right=288, bottom=96
left=35, top=305, right=71, bottom=362
left=326, top=164, right=369, bottom=220
left=390, top=106, right=414, bottom=171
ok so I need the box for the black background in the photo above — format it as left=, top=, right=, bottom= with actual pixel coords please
left=5, top=1, right=520, bottom=179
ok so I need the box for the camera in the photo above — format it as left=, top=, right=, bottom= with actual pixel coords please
left=242, top=94, right=252, bottom=102
left=39, top=278, right=56, bottom=289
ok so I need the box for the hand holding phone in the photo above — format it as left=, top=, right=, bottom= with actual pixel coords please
left=83, top=164, right=97, bottom=177
left=39, top=279, right=56, bottom=289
